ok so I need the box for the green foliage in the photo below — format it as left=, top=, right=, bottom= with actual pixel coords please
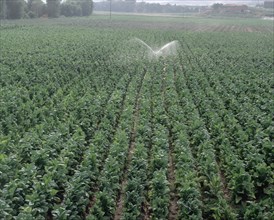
left=26, top=0, right=45, bottom=18
left=0, top=16, right=273, bottom=219
left=46, top=0, right=60, bottom=18
left=5, top=0, right=24, bottom=19
left=80, top=0, right=93, bottom=16
left=150, top=170, right=169, bottom=219
left=60, top=2, right=82, bottom=17
left=60, top=0, right=93, bottom=17
left=212, top=3, right=224, bottom=10
left=0, top=0, right=7, bottom=19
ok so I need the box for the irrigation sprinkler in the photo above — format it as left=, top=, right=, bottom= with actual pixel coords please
left=131, top=38, right=179, bottom=60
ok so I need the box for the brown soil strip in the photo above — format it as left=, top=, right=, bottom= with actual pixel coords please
left=218, top=162, right=231, bottom=202
left=167, top=128, right=179, bottom=220
left=142, top=199, right=152, bottom=220
left=113, top=119, right=138, bottom=220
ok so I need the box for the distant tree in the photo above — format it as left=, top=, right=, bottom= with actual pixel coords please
left=27, top=0, right=34, bottom=11
left=6, top=0, right=24, bottom=19
left=212, top=3, right=223, bottom=10
left=34, top=0, right=46, bottom=17
left=61, top=0, right=93, bottom=17
left=27, top=0, right=46, bottom=18
left=0, top=0, right=7, bottom=19
left=61, top=2, right=82, bottom=17
left=124, top=0, right=136, bottom=12
left=135, top=2, right=145, bottom=13
left=47, top=0, right=60, bottom=18
left=145, top=3, right=162, bottom=13
left=80, top=0, right=93, bottom=16
left=264, top=1, right=274, bottom=9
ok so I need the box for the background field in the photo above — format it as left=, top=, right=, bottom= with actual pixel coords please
left=0, top=14, right=273, bottom=219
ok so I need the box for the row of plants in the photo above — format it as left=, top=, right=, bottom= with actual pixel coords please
left=161, top=60, right=204, bottom=219
left=121, top=72, right=152, bottom=219
left=0, top=64, right=131, bottom=218
left=183, top=35, right=273, bottom=197
left=34, top=70, right=135, bottom=219
left=85, top=67, right=147, bottom=219
left=163, top=59, right=236, bottom=219
left=0, top=26, right=137, bottom=219
left=198, top=34, right=273, bottom=159
left=51, top=66, right=143, bottom=219
left=147, top=64, right=171, bottom=220
left=1, top=18, right=273, bottom=219
left=177, top=33, right=273, bottom=217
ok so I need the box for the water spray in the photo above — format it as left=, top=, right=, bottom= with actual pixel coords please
left=131, top=37, right=179, bottom=60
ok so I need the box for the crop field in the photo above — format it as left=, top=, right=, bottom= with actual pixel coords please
left=0, top=15, right=273, bottom=219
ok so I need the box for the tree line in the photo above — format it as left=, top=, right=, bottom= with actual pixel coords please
left=94, top=1, right=207, bottom=14
left=0, top=0, right=93, bottom=19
